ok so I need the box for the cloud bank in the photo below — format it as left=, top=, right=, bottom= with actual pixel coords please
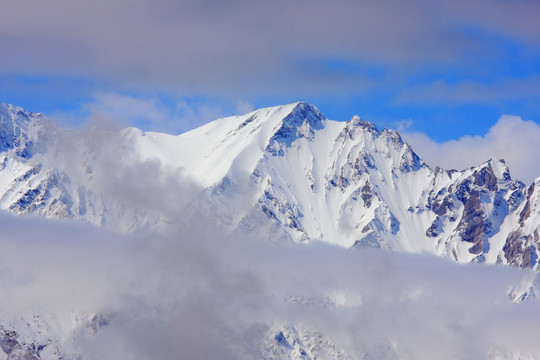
left=0, top=201, right=539, bottom=359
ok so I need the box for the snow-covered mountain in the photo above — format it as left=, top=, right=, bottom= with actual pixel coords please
left=1, top=101, right=540, bottom=269
left=3, top=101, right=540, bottom=359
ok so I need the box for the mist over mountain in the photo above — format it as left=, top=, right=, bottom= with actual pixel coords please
left=0, top=101, right=540, bottom=359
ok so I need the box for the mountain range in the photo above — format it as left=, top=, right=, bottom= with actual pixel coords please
left=1, top=101, right=539, bottom=269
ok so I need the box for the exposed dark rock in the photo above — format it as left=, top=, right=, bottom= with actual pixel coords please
left=398, top=145, right=423, bottom=173
left=361, top=181, right=373, bottom=208
left=456, top=190, right=485, bottom=254
left=455, top=179, right=472, bottom=203
left=361, top=151, right=375, bottom=170
left=353, top=235, right=381, bottom=249
left=345, top=115, right=379, bottom=135
left=382, top=129, right=404, bottom=150
left=266, top=103, right=325, bottom=156
left=426, top=218, right=443, bottom=238
left=9, top=170, right=74, bottom=218
left=472, top=254, right=486, bottom=263
left=504, top=229, right=540, bottom=268
left=0, top=328, right=18, bottom=355
left=234, top=114, right=257, bottom=132
left=337, top=168, right=350, bottom=191
left=13, top=164, right=42, bottom=182
left=390, top=212, right=400, bottom=235
left=504, top=231, right=525, bottom=267
left=522, top=245, right=537, bottom=269
left=507, top=185, right=525, bottom=212
left=519, top=183, right=535, bottom=226
left=274, top=331, right=293, bottom=349
left=473, top=163, right=498, bottom=191
left=0, top=327, right=41, bottom=360
left=431, top=195, right=453, bottom=216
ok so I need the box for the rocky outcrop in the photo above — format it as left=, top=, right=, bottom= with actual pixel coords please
left=457, top=190, right=484, bottom=254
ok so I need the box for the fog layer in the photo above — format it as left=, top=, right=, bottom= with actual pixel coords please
left=0, top=211, right=538, bottom=359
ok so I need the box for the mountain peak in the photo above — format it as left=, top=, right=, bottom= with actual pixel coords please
left=265, top=102, right=326, bottom=156
left=347, top=115, right=378, bottom=133
left=474, top=158, right=512, bottom=184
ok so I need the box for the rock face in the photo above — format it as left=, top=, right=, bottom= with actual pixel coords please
left=262, top=325, right=354, bottom=360
left=1, top=101, right=540, bottom=268
left=0, top=311, right=71, bottom=360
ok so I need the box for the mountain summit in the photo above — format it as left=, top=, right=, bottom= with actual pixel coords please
left=0, top=102, right=539, bottom=268
left=264, top=102, right=325, bottom=155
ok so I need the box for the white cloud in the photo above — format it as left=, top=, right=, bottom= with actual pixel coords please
left=81, top=93, right=257, bottom=133
left=0, top=211, right=538, bottom=359
left=395, top=118, right=414, bottom=132
left=83, top=93, right=176, bottom=132
left=402, top=115, right=540, bottom=184
left=174, top=99, right=228, bottom=133
left=235, top=100, right=255, bottom=115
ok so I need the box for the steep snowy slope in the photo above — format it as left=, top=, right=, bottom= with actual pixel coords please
left=125, top=102, right=528, bottom=266
left=0, top=101, right=539, bottom=268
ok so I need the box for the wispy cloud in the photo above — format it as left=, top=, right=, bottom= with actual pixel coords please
left=83, top=93, right=173, bottom=130
left=79, top=93, right=254, bottom=133
left=395, top=75, right=540, bottom=105
left=1, top=0, right=538, bottom=98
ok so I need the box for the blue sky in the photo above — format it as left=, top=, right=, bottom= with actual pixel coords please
left=1, top=0, right=540, bottom=172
